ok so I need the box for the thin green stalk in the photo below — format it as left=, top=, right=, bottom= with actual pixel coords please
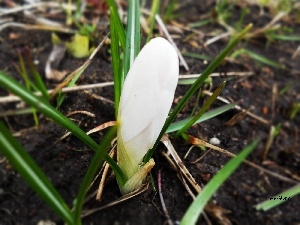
left=123, top=0, right=140, bottom=76
left=0, top=121, right=74, bottom=225
left=175, top=82, right=226, bottom=137
left=73, top=127, right=117, bottom=225
left=107, top=0, right=127, bottom=115
left=17, top=51, right=39, bottom=125
left=164, top=0, right=177, bottom=21
left=144, top=24, right=253, bottom=163
left=17, top=50, right=30, bottom=90
left=166, top=103, right=236, bottom=133
left=146, top=0, right=160, bottom=42
left=255, top=183, right=300, bottom=211
left=107, top=0, right=126, bottom=50
left=110, top=15, right=122, bottom=116
left=190, top=88, right=202, bottom=116
left=25, top=48, right=49, bottom=100
left=231, top=48, right=284, bottom=69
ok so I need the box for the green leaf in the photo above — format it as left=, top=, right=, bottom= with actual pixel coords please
left=123, top=0, right=140, bottom=77
left=255, top=184, right=300, bottom=211
left=231, top=48, right=284, bottom=69
left=107, top=0, right=126, bottom=50
left=175, top=82, right=226, bottom=137
left=110, top=8, right=122, bottom=117
left=25, top=49, right=49, bottom=100
left=0, top=72, right=126, bottom=185
left=0, top=121, right=74, bottom=224
left=166, top=103, right=235, bottom=133
left=181, top=139, right=260, bottom=225
left=146, top=0, right=160, bottom=42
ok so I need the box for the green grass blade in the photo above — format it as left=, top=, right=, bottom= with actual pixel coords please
left=146, top=0, right=160, bottom=42
left=231, top=48, right=284, bottom=69
left=107, top=0, right=126, bottom=50
left=110, top=15, right=122, bottom=116
left=0, top=72, right=126, bottom=185
left=269, top=34, right=300, bottom=41
left=0, top=121, right=74, bottom=225
left=144, top=24, right=253, bottom=162
left=175, top=82, right=226, bottom=137
left=255, top=184, right=300, bottom=211
left=180, top=139, right=260, bottom=225
left=178, top=76, right=212, bottom=86
left=56, top=64, right=87, bottom=108
left=123, top=0, right=140, bottom=76
left=73, top=127, right=117, bottom=225
left=25, top=49, right=49, bottom=100
left=188, top=19, right=211, bottom=28
left=166, top=103, right=235, bottom=133
left=16, top=51, right=40, bottom=125
left=17, top=50, right=30, bottom=90
left=164, top=0, right=177, bottom=21
left=181, top=51, right=212, bottom=61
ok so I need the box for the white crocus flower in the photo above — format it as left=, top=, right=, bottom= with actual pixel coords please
left=117, top=37, right=179, bottom=194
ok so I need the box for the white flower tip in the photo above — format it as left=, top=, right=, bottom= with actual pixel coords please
left=117, top=37, right=179, bottom=191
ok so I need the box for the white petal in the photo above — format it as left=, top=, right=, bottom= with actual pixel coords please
left=118, top=37, right=179, bottom=177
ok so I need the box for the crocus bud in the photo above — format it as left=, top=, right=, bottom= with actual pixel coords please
left=117, top=37, right=179, bottom=194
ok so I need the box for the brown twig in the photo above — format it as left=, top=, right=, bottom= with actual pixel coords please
left=158, top=170, right=173, bottom=225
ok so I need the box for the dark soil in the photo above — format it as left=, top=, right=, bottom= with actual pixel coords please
left=0, top=1, right=299, bottom=225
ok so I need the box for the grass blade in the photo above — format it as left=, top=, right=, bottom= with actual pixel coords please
left=56, top=63, right=86, bottom=108
left=144, top=24, right=253, bottom=162
left=110, top=9, right=122, bottom=116
left=0, top=121, right=74, bottom=224
left=166, top=103, right=235, bottom=133
left=146, top=0, right=160, bottom=42
left=231, top=48, right=284, bottom=69
left=73, top=127, right=117, bottom=225
left=25, top=48, right=49, bottom=100
left=0, top=72, right=126, bottom=185
left=107, top=0, right=126, bottom=50
left=180, top=139, right=260, bottom=225
left=123, top=0, right=140, bottom=76
left=255, top=184, right=300, bottom=211
left=175, top=82, right=226, bottom=137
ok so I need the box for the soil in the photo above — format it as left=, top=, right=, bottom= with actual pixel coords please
left=0, top=1, right=299, bottom=225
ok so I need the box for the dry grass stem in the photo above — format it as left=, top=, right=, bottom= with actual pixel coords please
left=161, top=151, right=196, bottom=199
left=188, top=134, right=298, bottom=184
left=158, top=171, right=173, bottom=225
left=0, top=83, right=114, bottom=104
left=161, top=135, right=202, bottom=193
left=96, top=149, right=116, bottom=201
left=86, top=121, right=117, bottom=135
left=81, top=184, right=149, bottom=218
left=0, top=22, right=76, bottom=33
left=155, top=15, right=189, bottom=71
left=66, top=111, right=95, bottom=118
left=0, top=2, right=76, bottom=17
left=202, top=90, right=270, bottom=124
left=204, top=31, right=231, bottom=46
left=83, top=90, right=114, bottom=105
left=262, top=125, right=276, bottom=160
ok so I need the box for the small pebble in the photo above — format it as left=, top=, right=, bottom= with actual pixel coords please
left=209, top=137, right=221, bottom=145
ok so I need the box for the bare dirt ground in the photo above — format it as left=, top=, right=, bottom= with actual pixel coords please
left=0, top=1, right=299, bottom=225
